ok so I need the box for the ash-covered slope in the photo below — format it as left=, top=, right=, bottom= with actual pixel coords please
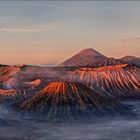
left=59, top=48, right=107, bottom=67
left=0, top=78, right=45, bottom=105
left=16, top=81, right=129, bottom=120
left=0, top=85, right=44, bottom=104
left=67, top=64, right=140, bottom=98
left=0, top=65, right=21, bottom=78
left=121, top=55, right=140, bottom=67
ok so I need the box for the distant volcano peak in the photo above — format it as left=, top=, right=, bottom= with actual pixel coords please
left=79, top=48, right=105, bottom=57
left=59, top=48, right=107, bottom=67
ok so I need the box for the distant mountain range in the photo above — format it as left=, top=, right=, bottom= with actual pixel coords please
left=59, top=48, right=140, bottom=67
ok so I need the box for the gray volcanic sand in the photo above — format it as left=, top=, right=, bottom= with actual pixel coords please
left=0, top=100, right=140, bottom=140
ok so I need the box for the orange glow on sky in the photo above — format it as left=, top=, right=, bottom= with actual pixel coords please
left=0, top=1, right=140, bottom=65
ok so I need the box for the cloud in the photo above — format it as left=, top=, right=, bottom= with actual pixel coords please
left=0, top=27, right=42, bottom=32
left=121, top=38, right=140, bottom=42
left=0, top=22, right=60, bottom=33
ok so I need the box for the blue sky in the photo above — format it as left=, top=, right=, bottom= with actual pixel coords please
left=0, top=1, right=140, bottom=64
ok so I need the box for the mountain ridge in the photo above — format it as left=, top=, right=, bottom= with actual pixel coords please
left=59, top=48, right=127, bottom=67
left=120, top=55, right=140, bottom=67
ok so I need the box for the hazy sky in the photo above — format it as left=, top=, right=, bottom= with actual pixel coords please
left=0, top=1, right=140, bottom=65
